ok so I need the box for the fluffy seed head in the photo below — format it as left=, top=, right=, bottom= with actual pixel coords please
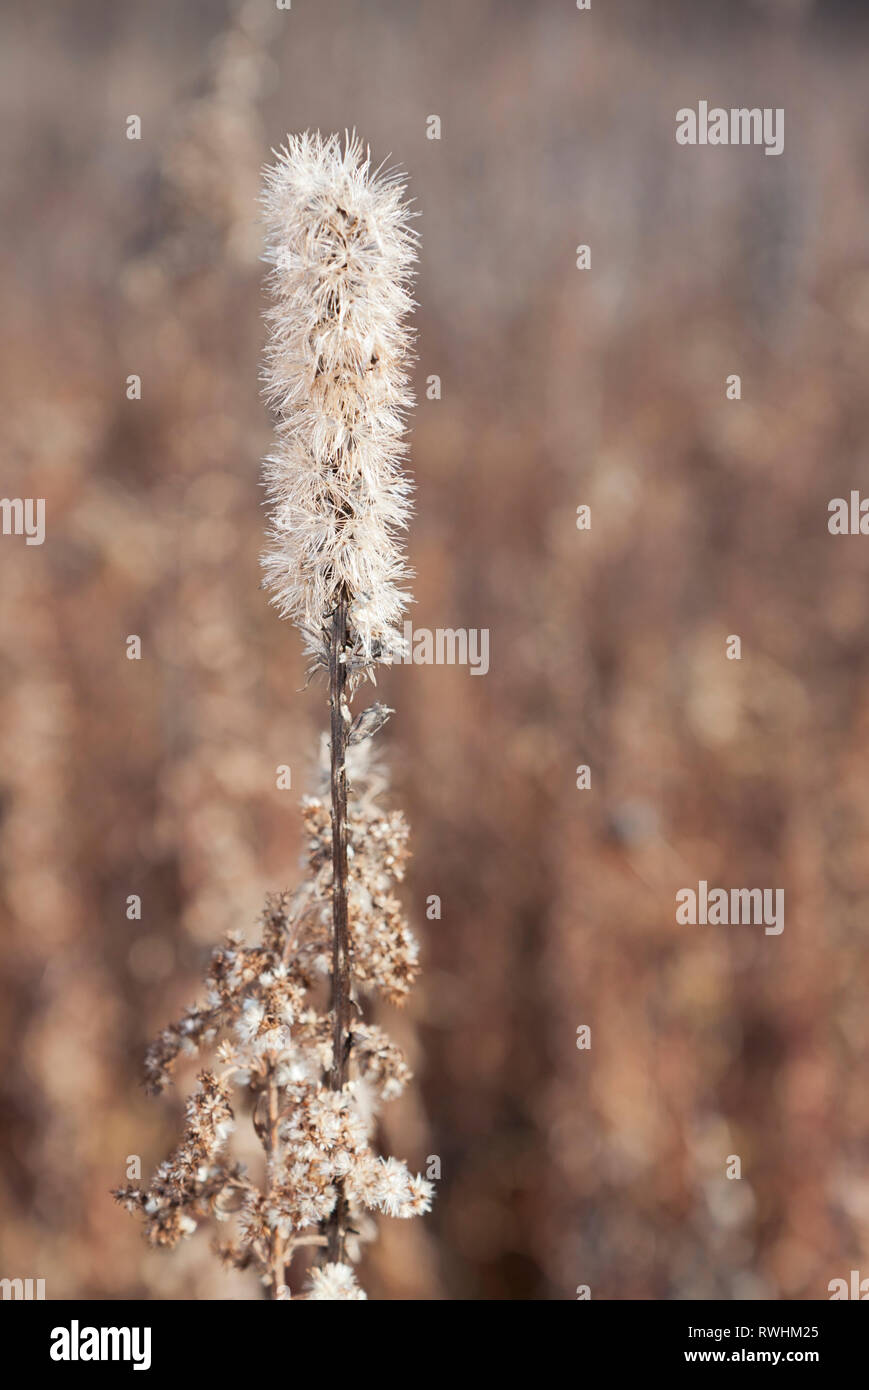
left=260, top=131, right=417, bottom=673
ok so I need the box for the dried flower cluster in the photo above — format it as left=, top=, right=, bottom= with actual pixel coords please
left=116, top=745, right=430, bottom=1296
left=116, top=132, right=430, bottom=1299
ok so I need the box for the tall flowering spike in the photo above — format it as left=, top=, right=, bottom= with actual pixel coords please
left=261, top=131, right=417, bottom=674
left=116, top=132, right=431, bottom=1299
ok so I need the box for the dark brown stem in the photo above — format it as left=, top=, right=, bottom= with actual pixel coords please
left=326, top=592, right=350, bottom=1261
left=266, top=1065, right=286, bottom=1297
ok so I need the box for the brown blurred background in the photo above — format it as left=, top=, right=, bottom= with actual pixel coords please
left=2, top=0, right=869, bottom=1300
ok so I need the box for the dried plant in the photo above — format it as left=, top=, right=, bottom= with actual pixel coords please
left=115, top=131, right=431, bottom=1299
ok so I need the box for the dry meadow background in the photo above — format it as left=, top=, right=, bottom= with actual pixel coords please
left=2, top=0, right=869, bottom=1299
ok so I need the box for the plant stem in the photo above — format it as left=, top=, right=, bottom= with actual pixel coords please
left=266, top=1065, right=286, bottom=1297
left=327, top=591, right=350, bottom=1261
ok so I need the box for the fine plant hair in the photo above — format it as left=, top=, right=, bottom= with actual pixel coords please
left=115, top=131, right=431, bottom=1300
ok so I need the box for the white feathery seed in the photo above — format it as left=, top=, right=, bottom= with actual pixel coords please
left=306, top=1261, right=368, bottom=1301
left=260, top=131, right=417, bottom=673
